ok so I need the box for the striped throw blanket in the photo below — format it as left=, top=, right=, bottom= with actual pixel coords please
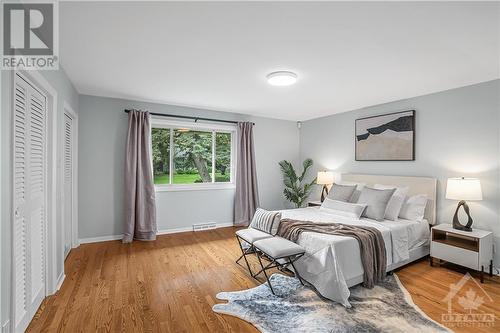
left=277, top=219, right=387, bottom=288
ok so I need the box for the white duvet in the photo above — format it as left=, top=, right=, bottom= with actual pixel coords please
left=279, top=207, right=430, bottom=307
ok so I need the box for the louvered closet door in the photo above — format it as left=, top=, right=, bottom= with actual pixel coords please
left=13, top=73, right=47, bottom=332
left=63, top=113, right=73, bottom=258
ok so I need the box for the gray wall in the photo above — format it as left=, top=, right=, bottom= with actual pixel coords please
left=78, top=95, right=299, bottom=239
left=1, top=68, right=79, bottom=329
left=299, top=80, right=500, bottom=266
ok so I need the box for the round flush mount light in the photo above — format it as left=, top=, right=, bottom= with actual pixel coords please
left=266, top=71, right=298, bottom=86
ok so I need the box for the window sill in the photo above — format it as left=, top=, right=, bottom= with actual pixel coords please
left=155, top=183, right=236, bottom=192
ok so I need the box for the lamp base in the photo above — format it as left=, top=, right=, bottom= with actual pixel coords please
left=452, top=200, right=473, bottom=232
left=320, top=185, right=329, bottom=202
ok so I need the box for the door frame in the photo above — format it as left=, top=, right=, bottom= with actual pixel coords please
left=10, top=70, right=59, bottom=332
left=61, top=102, right=79, bottom=254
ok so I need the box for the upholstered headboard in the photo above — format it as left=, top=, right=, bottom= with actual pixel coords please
left=341, top=174, right=437, bottom=225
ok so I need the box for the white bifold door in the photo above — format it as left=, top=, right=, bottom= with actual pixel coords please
left=63, top=113, right=74, bottom=258
left=13, top=73, right=48, bottom=332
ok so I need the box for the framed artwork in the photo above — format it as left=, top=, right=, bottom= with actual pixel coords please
left=355, top=110, right=415, bottom=161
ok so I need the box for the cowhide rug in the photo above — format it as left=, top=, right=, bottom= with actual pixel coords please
left=213, top=273, right=450, bottom=333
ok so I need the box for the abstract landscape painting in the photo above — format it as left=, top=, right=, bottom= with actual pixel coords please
left=355, top=110, right=415, bottom=161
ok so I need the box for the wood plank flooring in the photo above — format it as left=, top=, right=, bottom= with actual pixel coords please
left=27, top=227, right=499, bottom=332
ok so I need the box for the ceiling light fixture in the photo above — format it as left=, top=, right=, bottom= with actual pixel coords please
left=266, top=71, right=297, bottom=86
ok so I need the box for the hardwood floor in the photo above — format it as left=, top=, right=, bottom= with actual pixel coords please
left=27, top=227, right=499, bottom=332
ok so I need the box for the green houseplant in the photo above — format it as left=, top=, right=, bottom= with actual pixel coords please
left=279, top=159, right=317, bottom=208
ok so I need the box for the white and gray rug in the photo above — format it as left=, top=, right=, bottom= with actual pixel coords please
left=213, top=274, right=450, bottom=333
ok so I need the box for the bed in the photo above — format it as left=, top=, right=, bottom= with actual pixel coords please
left=279, top=174, right=437, bottom=307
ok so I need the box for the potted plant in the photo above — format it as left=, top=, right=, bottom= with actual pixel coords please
left=279, top=159, right=316, bottom=208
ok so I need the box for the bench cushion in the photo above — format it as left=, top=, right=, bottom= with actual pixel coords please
left=236, top=228, right=273, bottom=244
left=253, top=237, right=305, bottom=259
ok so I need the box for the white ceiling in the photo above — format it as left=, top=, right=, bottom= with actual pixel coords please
left=60, top=1, right=499, bottom=121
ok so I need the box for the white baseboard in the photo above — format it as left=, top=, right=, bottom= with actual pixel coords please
left=79, top=234, right=123, bottom=244
left=56, top=273, right=66, bottom=291
left=215, top=222, right=234, bottom=228
left=2, top=320, right=10, bottom=333
left=79, top=223, right=235, bottom=244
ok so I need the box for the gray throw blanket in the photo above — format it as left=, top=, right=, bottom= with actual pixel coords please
left=277, top=219, right=387, bottom=288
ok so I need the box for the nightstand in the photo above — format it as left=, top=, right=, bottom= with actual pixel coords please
left=430, top=224, right=493, bottom=283
left=308, top=201, right=322, bottom=207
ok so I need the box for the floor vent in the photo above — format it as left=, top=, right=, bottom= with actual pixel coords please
left=193, top=223, right=217, bottom=232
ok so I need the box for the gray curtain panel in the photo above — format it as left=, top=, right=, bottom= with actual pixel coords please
left=234, top=122, right=260, bottom=226
left=123, top=110, right=157, bottom=243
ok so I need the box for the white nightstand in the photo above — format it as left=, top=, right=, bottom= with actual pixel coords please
left=430, top=224, right=493, bottom=283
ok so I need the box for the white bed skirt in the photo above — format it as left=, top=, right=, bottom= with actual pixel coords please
left=345, top=245, right=429, bottom=287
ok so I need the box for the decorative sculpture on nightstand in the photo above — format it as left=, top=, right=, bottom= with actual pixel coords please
left=452, top=200, right=473, bottom=232
left=446, top=177, right=482, bottom=233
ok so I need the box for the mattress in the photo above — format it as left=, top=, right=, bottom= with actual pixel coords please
left=279, top=206, right=430, bottom=307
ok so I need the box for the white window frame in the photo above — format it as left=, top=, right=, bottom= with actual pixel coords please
left=151, top=117, right=237, bottom=192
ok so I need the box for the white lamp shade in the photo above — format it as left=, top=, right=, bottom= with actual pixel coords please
left=446, top=178, right=483, bottom=201
left=317, top=171, right=335, bottom=185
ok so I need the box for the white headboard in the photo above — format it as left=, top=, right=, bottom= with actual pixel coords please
left=342, top=174, right=437, bottom=225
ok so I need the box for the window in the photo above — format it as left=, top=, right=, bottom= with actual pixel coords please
left=151, top=119, right=235, bottom=190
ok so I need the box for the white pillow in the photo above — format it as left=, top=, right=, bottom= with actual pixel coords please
left=320, top=198, right=367, bottom=219
left=374, top=184, right=409, bottom=221
left=399, top=194, right=428, bottom=221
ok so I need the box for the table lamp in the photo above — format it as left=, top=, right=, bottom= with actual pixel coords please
left=445, top=177, right=482, bottom=232
left=317, top=171, right=335, bottom=202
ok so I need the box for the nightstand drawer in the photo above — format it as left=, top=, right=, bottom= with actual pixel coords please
left=431, top=241, right=479, bottom=270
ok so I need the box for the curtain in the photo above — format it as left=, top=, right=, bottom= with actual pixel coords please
left=123, top=110, right=157, bottom=243
left=234, top=122, right=260, bottom=226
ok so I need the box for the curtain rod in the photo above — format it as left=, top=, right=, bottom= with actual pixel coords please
left=124, top=109, right=254, bottom=125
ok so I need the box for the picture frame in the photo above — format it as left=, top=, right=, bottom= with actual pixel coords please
left=355, top=110, right=415, bottom=161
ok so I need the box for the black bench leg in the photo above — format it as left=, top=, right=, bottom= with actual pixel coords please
left=256, top=251, right=275, bottom=295
left=236, top=236, right=254, bottom=277
left=252, top=260, right=275, bottom=279
left=289, top=258, right=304, bottom=286
left=236, top=253, right=244, bottom=264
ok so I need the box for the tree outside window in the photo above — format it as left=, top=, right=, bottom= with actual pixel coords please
left=151, top=126, right=232, bottom=185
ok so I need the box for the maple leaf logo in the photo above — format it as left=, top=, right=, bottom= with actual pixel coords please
left=458, top=289, right=484, bottom=313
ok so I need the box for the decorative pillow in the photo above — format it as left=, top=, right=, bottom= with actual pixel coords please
left=320, top=198, right=367, bottom=219
left=339, top=182, right=366, bottom=203
left=357, top=187, right=396, bottom=221
left=250, top=208, right=281, bottom=235
left=327, top=183, right=357, bottom=202
left=399, top=194, right=428, bottom=222
left=374, top=184, right=409, bottom=221
left=349, top=190, right=362, bottom=203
